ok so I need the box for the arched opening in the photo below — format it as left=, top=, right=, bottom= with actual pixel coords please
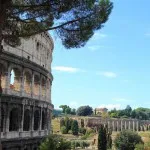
left=33, top=75, right=40, bottom=96
left=41, top=78, right=46, bottom=97
left=0, top=63, right=6, bottom=89
left=81, top=119, right=84, bottom=128
left=24, top=71, right=32, bottom=94
left=42, top=111, right=46, bottom=130
left=10, top=68, right=21, bottom=91
left=34, top=110, right=40, bottom=131
left=9, top=108, right=20, bottom=131
left=23, top=109, right=30, bottom=131
left=1, top=107, right=4, bottom=132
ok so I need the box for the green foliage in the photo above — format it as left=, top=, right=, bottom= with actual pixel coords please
left=79, top=127, right=86, bottom=135
left=98, top=124, right=112, bottom=150
left=64, top=117, right=70, bottom=133
left=60, top=119, right=65, bottom=128
left=114, top=130, right=143, bottom=150
left=81, top=128, right=96, bottom=139
left=59, top=105, right=75, bottom=115
left=59, top=105, right=68, bottom=113
left=98, top=125, right=107, bottom=150
left=39, top=134, right=71, bottom=150
left=61, top=126, right=68, bottom=134
left=71, top=141, right=90, bottom=149
left=71, top=109, right=76, bottom=115
left=109, top=105, right=150, bottom=120
left=135, top=143, right=144, bottom=150
left=71, top=120, right=79, bottom=135
left=1, top=0, right=113, bottom=49
left=76, top=105, right=93, bottom=116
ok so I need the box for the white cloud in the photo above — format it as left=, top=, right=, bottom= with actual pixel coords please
left=98, top=71, right=117, bottom=78
left=52, top=66, right=85, bottom=73
left=98, top=104, right=121, bottom=110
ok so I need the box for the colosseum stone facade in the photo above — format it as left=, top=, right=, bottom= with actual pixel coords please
left=0, top=32, right=53, bottom=150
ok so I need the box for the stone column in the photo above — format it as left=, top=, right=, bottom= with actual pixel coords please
left=5, top=104, right=10, bottom=136
left=47, top=109, right=51, bottom=134
left=45, top=78, right=48, bottom=101
left=20, top=104, right=25, bottom=132
left=5, top=65, right=11, bottom=94
left=39, top=108, right=42, bottom=131
left=125, top=121, right=127, bottom=130
left=31, top=71, right=34, bottom=98
left=39, top=74, right=42, bottom=100
left=133, top=121, right=135, bottom=131
left=117, top=121, right=119, bottom=131
left=20, top=68, right=25, bottom=96
left=121, top=120, right=123, bottom=131
left=112, top=121, right=115, bottom=131
left=129, top=121, right=131, bottom=130
left=31, top=106, right=34, bottom=131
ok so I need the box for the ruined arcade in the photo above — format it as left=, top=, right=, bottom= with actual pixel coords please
left=0, top=32, right=53, bottom=150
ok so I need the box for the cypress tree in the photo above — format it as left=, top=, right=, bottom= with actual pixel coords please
left=98, top=124, right=107, bottom=150
left=98, top=124, right=112, bottom=150
left=71, top=120, right=79, bottom=135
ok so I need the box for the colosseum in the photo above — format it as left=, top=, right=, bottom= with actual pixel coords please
left=0, top=32, right=54, bottom=150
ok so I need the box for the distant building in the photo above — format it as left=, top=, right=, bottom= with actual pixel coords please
left=95, top=108, right=108, bottom=115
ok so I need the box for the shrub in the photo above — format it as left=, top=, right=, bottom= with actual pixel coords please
left=79, top=128, right=86, bottom=135
left=114, top=130, right=143, bottom=150
left=135, top=143, right=144, bottom=150
left=39, top=134, right=71, bottom=150
left=61, top=126, right=67, bottom=134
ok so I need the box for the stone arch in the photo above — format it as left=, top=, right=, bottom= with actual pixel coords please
left=42, top=110, right=46, bottom=130
left=9, top=108, right=20, bottom=131
left=24, top=70, right=32, bottom=94
left=34, top=110, right=40, bottom=130
left=10, top=67, right=21, bottom=91
left=41, top=77, right=46, bottom=97
left=23, top=109, right=30, bottom=131
left=33, top=73, right=40, bottom=96
left=0, top=62, right=7, bottom=89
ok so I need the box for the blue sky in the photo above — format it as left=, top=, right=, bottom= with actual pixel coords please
left=51, top=0, right=150, bottom=110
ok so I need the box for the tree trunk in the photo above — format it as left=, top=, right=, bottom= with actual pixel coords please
left=0, top=1, right=4, bottom=147
left=0, top=27, right=2, bottom=150
left=0, top=22, right=3, bottom=150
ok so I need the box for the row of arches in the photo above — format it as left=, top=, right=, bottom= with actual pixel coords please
left=1, top=107, right=47, bottom=132
left=0, top=62, right=51, bottom=99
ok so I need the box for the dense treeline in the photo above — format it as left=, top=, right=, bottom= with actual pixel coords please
left=109, top=105, right=150, bottom=120
left=53, top=104, right=150, bottom=120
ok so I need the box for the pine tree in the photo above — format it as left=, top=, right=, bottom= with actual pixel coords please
left=71, top=120, right=79, bottom=135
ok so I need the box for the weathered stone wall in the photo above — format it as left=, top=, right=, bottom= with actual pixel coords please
left=77, top=117, right=150, bottom=132
left=0, top=32, right=54, bottom=150
left=2, top=32, right=53, bottom=72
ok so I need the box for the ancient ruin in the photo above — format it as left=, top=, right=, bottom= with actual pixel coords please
left=0, top=32, right=53, bottom=150
left=78, top=117, right=150, bottom=132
